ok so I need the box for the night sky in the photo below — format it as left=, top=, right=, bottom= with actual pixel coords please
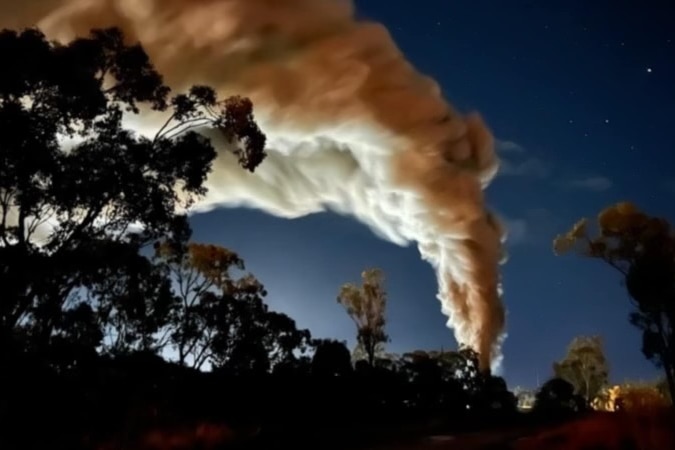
left=189, top=0, right=675, bottom=389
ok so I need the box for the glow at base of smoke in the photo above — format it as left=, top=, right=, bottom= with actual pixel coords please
left=7, top=0, right=509, bottom=372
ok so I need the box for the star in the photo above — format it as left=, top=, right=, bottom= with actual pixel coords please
left=647, top=67, right=653, bottom=73
left=604, top=119, right=610, bottom=124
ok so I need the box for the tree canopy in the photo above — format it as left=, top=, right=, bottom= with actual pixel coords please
left=0, top=26, right=267, bottom=365
left=337, top=268, right=389, bottom=367
left=554, top=201, right=675, bottom=406
left=553, top=335, right=609, bottom=406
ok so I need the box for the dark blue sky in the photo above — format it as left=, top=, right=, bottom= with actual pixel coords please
left=190, top=0, right=675, bottom=389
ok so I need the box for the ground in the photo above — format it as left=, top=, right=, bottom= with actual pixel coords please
left=88, top=409, right=674, bottom=450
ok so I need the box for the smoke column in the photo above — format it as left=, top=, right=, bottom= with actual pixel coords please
left=8, top=0, right=508, bottom=371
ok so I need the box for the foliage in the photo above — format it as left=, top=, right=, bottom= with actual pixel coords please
left=154, top=241, right=312, bottom=372
left=88, top=239, right=178, bottom=355
left=154, top=242, right=247, bottom=367
left=596, top=382, right=671, bottom=412
left=533, top=377, right=586, bottom=417
left=351, top=340, right=386, bottom=364
left=553, top=202, right=675, bottom=405
left=553, top=335, right=609, bottom=406
left=0, top=27, right=267, bottom=369
left=394, top=347, right=512, bottom=414
left=311, top=339, right=353, bottom=377
left=337, top=268, right=389, bottom=366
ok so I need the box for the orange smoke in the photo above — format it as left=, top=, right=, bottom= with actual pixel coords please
left=2, top=0, right=508, bottom=371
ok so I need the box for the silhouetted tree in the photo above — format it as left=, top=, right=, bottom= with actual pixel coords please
left=401, top=350, right=446, bottom=410
left=337, top=268, right=389, bottom=367
left=553, top=335, right=609, bottom=406
left=153, top=241, right=311, bottom=372
left=533, top=377, right=585, bottom=417
left=554, top=202, right=675, bottom=404
left=0, top=27, right=266, bottom=365
left=257, top=309, right=312, bottom=370
left=89, top=240, right=178, bottom=356
left=153, top=242, right=251, bottom=367
left=206, top=289, right=311, bottom=375
left=475, top=375, right=518, bottom=414
left=352, top=340, right=387, bottom=365
left=397, top=347, right=484, bottom=413
left=48, top=301, right=103, bottom=372
left=311, top=339, right=353, bottom=377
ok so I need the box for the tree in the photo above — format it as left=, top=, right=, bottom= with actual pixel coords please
left=0, top=27, right=266, bottom=363
left=399, top=347, right=483, bottom=412
left=594, top=380, right=672, bottom=412
left=208, top=293, right=312, bottom=375
left=154, top=241, right=311, bottom=372
left=351, top=341, right=386, bottom=365
left=614, top=384, right=670, bottom=412
left=209, top=292, right=274, bottom=374
left=553, top=336, right=609, bottom=406
left=533, top=377, right=586, bottom=417
left=337, top=268, right=389, bottom=367
left=311, top=339, right=353, bottom=377
left=400, top=350, right=446, bottom=410
left=261, top=310, right=312, bottom=369
left=154, top=242, right=250, bottom=368
left=88, top=239, right=179, bottom=355
left=554, top=202, right=675, bottom=405
left=475, top=375, right=518, bottom=414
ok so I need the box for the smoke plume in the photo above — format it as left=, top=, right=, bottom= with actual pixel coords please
left=8, top=0, right=508, bottom=371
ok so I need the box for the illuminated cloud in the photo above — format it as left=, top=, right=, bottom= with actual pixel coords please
left=7, top=0, right=508, bottom=370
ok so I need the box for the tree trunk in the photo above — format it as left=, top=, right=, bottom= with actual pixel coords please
left=365, top=338, right=375, bottom=367
left=665, top=366, right=675, bottom=409
left=659, top=350, right=675, bottom=409
left=655, top=318, right=675, bottom=410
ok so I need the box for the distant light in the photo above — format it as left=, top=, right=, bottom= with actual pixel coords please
left=604, top=119, right=609, bottom=124
left=647, top=67, right=652, bottom=73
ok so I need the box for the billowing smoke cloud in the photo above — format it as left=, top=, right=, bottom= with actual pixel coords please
left=8, top=0, right=508, bottom=370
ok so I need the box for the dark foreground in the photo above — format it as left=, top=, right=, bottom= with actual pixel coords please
left=3, top=353, right=673, bottom=450
left=78, top=409, right=673, bottom=450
